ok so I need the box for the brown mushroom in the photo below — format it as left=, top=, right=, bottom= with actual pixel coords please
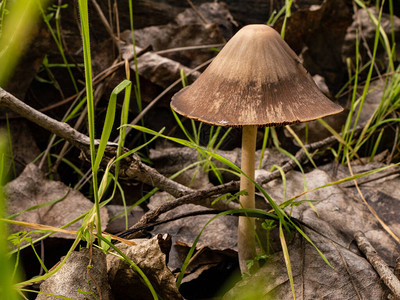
left=171, top=24, right=343, bottom=273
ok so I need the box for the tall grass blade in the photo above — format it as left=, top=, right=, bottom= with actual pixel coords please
left=279, top=222, right=296, bottom=300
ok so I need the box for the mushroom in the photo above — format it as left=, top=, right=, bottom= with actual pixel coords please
left=171, top=24, right=343, bottom=273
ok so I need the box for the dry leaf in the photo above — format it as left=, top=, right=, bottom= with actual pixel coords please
left=107, top=234, right=183, bottom=300
left=6, top=163, right=108, bottom=240
left=37, top=247, right=112, bottom=300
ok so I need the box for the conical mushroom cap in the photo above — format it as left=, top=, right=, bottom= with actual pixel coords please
left=171, top=24, right=343, bottom=127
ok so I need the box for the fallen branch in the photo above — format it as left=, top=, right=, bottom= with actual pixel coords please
left=0, top=87, right=192, bottom=199
left=354, top=231, right=400, bottom=299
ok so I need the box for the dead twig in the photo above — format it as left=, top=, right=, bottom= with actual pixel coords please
left=354, top=231, right=400, bottom=299
left=0, top=87, right=192, bottom=199
left=187, top=0, right=209, bottom=25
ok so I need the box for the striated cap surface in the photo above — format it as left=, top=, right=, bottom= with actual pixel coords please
left=171, top=24, right=343, bottom=127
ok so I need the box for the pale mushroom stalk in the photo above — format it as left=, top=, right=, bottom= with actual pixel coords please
left=238, top=125, right=258, bottom=273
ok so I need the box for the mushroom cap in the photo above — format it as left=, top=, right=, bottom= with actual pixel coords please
left=171, top=24, right=343, bottom=127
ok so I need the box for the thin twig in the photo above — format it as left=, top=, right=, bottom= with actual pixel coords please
left=187, top=0, right=209, bottom=25
left=91, top=0, right=120, bottom=51
left=354, top=231, right=400, bottom=299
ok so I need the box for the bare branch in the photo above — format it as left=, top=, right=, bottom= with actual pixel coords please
left=354, top=231, right=400, bottom=299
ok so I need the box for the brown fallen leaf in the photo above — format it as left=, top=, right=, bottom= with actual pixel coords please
left=37, top=247, right=112, bottom=300
left=6, top=163, right=108, bottom=240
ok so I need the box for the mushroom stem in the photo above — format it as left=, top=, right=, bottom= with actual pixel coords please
left=238, top=125, right=258, bottom=274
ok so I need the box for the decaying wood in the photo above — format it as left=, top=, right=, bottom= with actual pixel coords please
left=354, top=231, right=400, bottom=299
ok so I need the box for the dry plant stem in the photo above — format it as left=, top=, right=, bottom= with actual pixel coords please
left=354, top=231, right=400, bottom=299
left=238, top=125, right=258, bottom=274
left=91, top=0, right=120, bottom=51
left=187, top=0, right=209, bottom=24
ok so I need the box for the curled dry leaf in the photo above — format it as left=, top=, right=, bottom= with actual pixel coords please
left=107, top=234, right=183, bottom=300
left=37, top=247, right=112, bottom=300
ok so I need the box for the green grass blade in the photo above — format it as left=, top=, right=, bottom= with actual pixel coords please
left=258, top=127, right=269, bottom=169
left=94, top=80, right=131, bottom=171
left=279, top=222, right=296, bottom=300
left=285, top=125, right=317, bottom=168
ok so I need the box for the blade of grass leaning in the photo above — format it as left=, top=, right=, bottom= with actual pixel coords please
left=285, top=125, right=317, bottom=168
left=258, top=127, right=270, bottom=169
left=215, top=127, right=232, bottom=150
left=93, top=80, right=131, bottom=172
left=20, top=289, right=76, bottom=299
left=270, top=164, right=287, bottom=202
left=317, top=118, right=360, bottom=161
left=285, top=162, right=400, bottom=204
left=64, top=97, right=87, bottom=123
left=29, top=239, right=48, bottom=273
left=114, top=127, right=165, bottom=163
left=50, top=154, right=85, bottom=178
left=369, top=128, right=384, bottom=162
left=280, top=221, right=296, bottom=300
left=171, top=109, right=196, bottom=144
